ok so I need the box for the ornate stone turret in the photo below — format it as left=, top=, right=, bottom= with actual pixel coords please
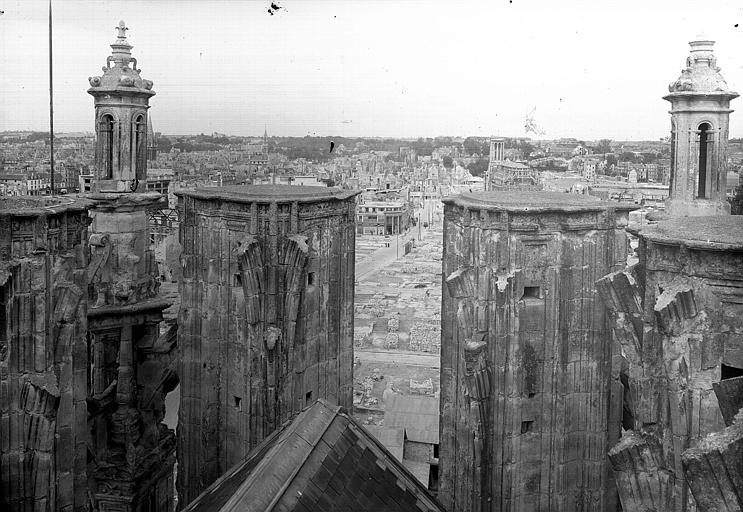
left=664, top=36, right=738, bottom=216
left=86, top=22, right=176, bottom=512
left=88, top=21, right=155, bottom=193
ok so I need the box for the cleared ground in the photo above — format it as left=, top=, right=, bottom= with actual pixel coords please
left=352, top=223, right=443, bottom=425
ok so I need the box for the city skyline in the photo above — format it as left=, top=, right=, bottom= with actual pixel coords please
left=1, top=0, right=742, bottom=140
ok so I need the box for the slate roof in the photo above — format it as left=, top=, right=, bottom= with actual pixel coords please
left=364, top=425, right=405, bottom=461
left=183, top=399, right=446, bottom=512
left=384, top=395, right=439, bottom=445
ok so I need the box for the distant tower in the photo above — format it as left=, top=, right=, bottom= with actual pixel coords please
left=664, top=36, right=738, bottom=216
left=485, top=138, right=505, bottom=191
left=88, top=20, right=155, bottom=192
left=489, top=137, right=505, bottom=163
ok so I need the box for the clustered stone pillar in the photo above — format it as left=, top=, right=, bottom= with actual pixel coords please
left=598, top=216, right=743, bottom=511
left=439, top=191, right=634, bottom=512
left=86, top=192, right=176, bottom=512
left=0, top=198, right=91, bottom=511
left=176, top=185, right=358, bottom=504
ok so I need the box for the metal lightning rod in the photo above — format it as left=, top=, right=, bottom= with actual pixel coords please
left=49, top=0, right=55, bottom=195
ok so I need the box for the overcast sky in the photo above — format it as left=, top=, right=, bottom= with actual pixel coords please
left=1, top=0, right=742, bottom=140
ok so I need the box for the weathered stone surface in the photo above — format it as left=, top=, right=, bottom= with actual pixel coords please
left=682, top=408, right=743, bottom=511
left=175, top=185, right=359, bottom=504
left=714, top=376, right=743, bottom=427
left=0, top=198, right=90, bottom=511
left=598, top=216, right=743, bottom=511
left=439, top=191, right=634, bottom=512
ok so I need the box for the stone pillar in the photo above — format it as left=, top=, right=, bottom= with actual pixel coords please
left=439, top=191, right=633, bottom=512
left=86, top=192, right=176, bottom=512
left=0, top=197, right=91, bottom=512
left=175, top=185, right=359, bottom=505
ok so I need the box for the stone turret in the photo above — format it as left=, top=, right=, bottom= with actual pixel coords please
left=86, top=22, right=176, bottom=512
left=664, top=36, right=738, bottom=216
left=88, top=21, right=155, bottom=192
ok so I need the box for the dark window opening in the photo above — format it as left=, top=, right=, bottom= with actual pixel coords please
left=620, top=370, right=635, bottom=431
left=99, top=114, right=114, bottom=179
left=433, top=443, right=439, bottom=458
left=133, top=114, right=147, bottom=180
left=428, top=463, right=439, bottom=492
left=233, top=273, right=242, bottom=287
left=721, top=364, right=743, bottom=380
left=0, top=281, right=8, bottom=344
left=698, top=123, right=711, bottom=198
left=521, top=420, right=534, bottom=434
left=305, top=391, right=312, bottom=405
left=669, top=121, right=676, bottom=191
left=307, top=272, right=315, bottom=287
left=521, top=286, right=542, bottom=300
left=233, top=396, right=242, bottom=410
left=528, top=392, right=536, bottom=398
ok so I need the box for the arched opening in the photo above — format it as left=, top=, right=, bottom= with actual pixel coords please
left=697, top=123, right=712, bottom=198
left=133, top=114, right=147, bottom=179
left=98, top=114, right=114, bottom=179
left=669, top=119, right=676, bottom=190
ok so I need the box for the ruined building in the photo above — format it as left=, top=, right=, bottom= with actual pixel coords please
left=175, top=185, right=359, bottom=504
left=485, top=138, right=539, bottom=191
left=0, top=22, right=177, bottom=511
left=439, top=191, right=634, bottom=511
left=598, top=37, right=743, bottom=512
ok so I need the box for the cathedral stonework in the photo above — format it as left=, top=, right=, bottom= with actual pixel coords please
left=664, top=37, right=739, bottom=217
left=439, top=191, right=634, bottom=512
left=0, top=198, right=92, bottom=511
left=597, top=37, right=743, bottom=512
left=175, top=185, right=358, bottom=504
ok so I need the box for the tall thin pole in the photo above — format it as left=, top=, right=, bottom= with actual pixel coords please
left=48, top=0, right=55, bottom=195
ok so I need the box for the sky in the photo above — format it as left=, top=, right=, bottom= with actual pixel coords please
left=1, top=0, right=742, bottom=140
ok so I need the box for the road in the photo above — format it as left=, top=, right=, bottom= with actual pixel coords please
left=355, top=223, right=439, bottom=280
left=355, top=349, right=440, bottom=369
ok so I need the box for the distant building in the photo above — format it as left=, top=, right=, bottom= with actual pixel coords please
left=356, top=200, right=410, bottom=235
left=486, top=160, right=540, bottom=191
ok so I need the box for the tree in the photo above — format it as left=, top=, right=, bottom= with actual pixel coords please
left=463, top=137, right=488, bottom=156
left=518, top=141, right=534, bottom=160
left=596, top=139, right=613, bottom=154
left=641, top=152, right=658, bottom=164
left=619, top=152, right=638, bottom=163
left=442, top=155, right=453, bottom=168
left=466, top=157, right=489, bottom=177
